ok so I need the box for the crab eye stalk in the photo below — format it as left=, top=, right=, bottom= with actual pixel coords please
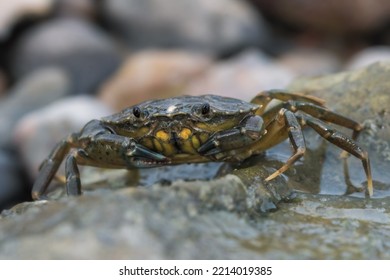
left=133, top=106, right=142, bottom=118
left=201, top=103, right=210, bottom=115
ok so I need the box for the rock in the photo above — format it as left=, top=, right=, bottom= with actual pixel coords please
left=0, top=0, right=53, bottom=40
left=14, top=96, right=113, bottom=178
left=0, top=148, right=30, bottom=210
left=55, top=0, right=97, bottom=19
left=185, top=49, right=295, bottom=101
left=0, top=67, right=70, bottom=148
left=0, top=180, right=388, bottom=259
left=101, top=0, right=267, bottom=55
left=276, top=48, right=341, bottom=76
left=250, top=0, right=390, bottom=34
left=9, top=17, right=122, bottom=93
left=288, top=62, right=390, bottom=197
left=98, top=50, right=212, bottom=111
left=345, top=46, right=390, bottom=70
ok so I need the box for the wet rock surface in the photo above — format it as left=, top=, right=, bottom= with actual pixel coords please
left=0, top=177, right=388, bottom=259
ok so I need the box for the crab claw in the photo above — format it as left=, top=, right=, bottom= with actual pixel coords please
left=127, top=142, right=167, bottom=161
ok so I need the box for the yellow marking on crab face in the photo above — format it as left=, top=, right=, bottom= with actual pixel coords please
left=179, top=128, right=192, bottom=140
left=156, top=130, right=170, bottom=142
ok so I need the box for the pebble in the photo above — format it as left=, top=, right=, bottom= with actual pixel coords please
left=13, top=96, right=113, bottom=178
left=9, top=17, right=122, bottom=93
left=0, top=0, right=53, bottom=40
left=250, top=0, right=390, bottom=34
left=100, top=0, right=268, bottom=54
left=98, top=50, right=212, bottom=111
left=185, top=49, right=295, bottom=101
left=276, top=48, right=341, bottom=76
left=345, top=46, right=390, bottom=70
left=0, top=67, right=70, bottom=148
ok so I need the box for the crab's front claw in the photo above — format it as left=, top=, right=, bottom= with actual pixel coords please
left=198, top=115, right=265, bottom=157
left=127, top=141, right=167, bottom=161
left=124, top=140, right=169, bottom=168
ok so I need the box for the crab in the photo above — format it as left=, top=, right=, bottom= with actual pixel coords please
left=31, top=90, right=373, bottom=200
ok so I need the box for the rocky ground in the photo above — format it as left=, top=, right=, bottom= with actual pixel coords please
left=0, top=0, right=390, bottom=259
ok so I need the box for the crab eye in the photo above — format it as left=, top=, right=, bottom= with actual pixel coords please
left=133, top=106, right=141, bottom=118
left=201, top=103, right=210, bottom=115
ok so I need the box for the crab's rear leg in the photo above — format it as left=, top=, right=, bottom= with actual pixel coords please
left=264, top=109, right=306, bottom=181
left=296, top=111, right=373, bottom=196
left=251, top=89, right=326, bottom=115
left=31, top=133, right=79, bottom=200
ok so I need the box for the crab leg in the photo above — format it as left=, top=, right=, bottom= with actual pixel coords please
left=266, top=101, right=363, bottom=139
left=264, top=109, right=306, bottom=181
left=65, top=151, right=82, bottom=196
left=31, top=133, right=79, bottom=200
left=296, top=111, right=373, bottom=196
left=251, top=89, right=326, bottom=115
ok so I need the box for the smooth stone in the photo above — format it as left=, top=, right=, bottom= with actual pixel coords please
left=9, top=17, right=122, bottom=93
left=101, top=0, right=268, bottom=54
left=98, top=50, right=212, bottom=111
left=14, top=96, right=113, bottom=178
left=0, top=67, right=70, bottom=147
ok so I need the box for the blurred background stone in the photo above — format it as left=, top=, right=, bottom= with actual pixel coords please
left=185, top=49, right=295, bottom=101
left=0, top=67, right=70, bottom=148
left=345, top=46, right=390, bottom=70
left=250, top=0, right=390, bottom=34
left=13, top=96, right=113, bottom=178
left=276, top=47, right=341, bottom=76
left=9, top=17, right=122, bottom=93
left=0, top=0, right=54, bottom=40
left=98, top=50, right=212, bottom=111
left=100, top=0, right=268, bottom=55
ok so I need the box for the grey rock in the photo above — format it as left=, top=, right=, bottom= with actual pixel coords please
left=101, top=0, right=268, bottom=54
left=10, top=17, right=122, bottom=93
left=0, top=67, right=70, bottom=147
left=0, top=178, right=388, bottom=259
left=185, top=49, right=295, bottom=101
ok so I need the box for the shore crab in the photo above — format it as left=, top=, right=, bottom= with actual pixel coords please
left=32, top=90, right=373, bottom=200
